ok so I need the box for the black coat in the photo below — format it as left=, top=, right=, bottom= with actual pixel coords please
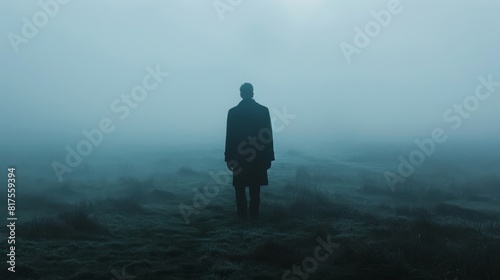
left=225, top=99, right=275, bottom=186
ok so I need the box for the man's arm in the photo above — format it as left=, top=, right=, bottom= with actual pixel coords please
left=225, top=110, right=241, bottom=171
left=224, top=110, right=233, bottom=162
left=264, top=107, right=275, bottom=162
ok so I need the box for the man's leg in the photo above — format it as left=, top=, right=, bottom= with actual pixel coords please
left=234, top=185, right=247, bottom=219
left=249, top=185, right=261, bottom=218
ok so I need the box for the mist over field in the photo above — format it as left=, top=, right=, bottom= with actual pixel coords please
left=1, top=1, right=499, bottom=279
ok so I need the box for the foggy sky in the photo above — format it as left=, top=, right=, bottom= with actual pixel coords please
left=1, top=0, right=500, bottom=154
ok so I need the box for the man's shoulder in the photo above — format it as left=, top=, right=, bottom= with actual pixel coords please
left=229, top=100, right=269, bottom=113
left=253, top=101, right=269, bottom=111
left=256, top=103, right=270, bottom=113
left=228, top=106, right=238, bottom=114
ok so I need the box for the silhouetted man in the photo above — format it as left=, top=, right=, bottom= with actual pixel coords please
left=225, top=83, right=275, bottom=219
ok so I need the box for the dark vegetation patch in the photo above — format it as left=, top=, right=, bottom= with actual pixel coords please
left=20, top=201, right=109, bottom=240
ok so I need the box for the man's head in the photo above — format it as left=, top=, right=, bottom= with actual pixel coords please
left=240, top=83, right=254, bottom=99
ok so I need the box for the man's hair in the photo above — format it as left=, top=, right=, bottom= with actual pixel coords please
left=240, top=83, right=254, bottom=99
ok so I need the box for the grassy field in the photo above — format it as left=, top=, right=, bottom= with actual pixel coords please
left=1, top=148, right=499, bottom=280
